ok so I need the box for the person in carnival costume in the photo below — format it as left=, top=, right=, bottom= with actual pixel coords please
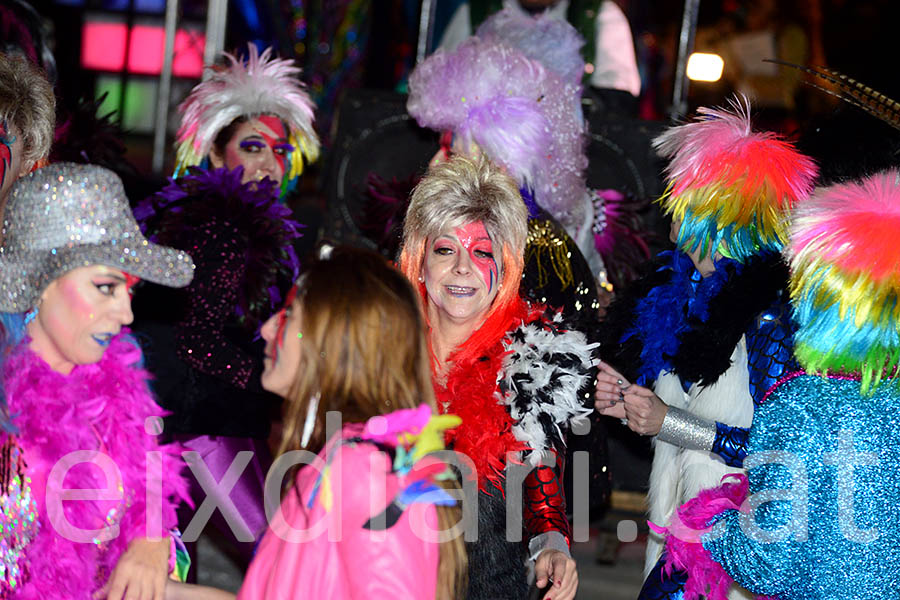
left=132, top=44, right=319, bottom=568
left=166, top=246, right=468, bottom=600
left=399, top=156, right=597, bottom=600
left=0, top=163, right=195, bottom=598
left=406, top=13, right=605, bottom=328
left=654, top=169, right=900, bottom=599
left=593, top=96, right=818, bottom=599
left=0, top=52, right=54, bottom=214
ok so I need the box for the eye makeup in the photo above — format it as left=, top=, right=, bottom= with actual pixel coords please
left=454, top=222, right=498, bottom=292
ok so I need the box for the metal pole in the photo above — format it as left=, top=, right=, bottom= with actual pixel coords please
left=152, top=0, right=179, bottom=174
left=416, top=0, right=437, bottom=64
left=204, top=0, right=229, bottom=70
left=671, top=0, right=701, bottom=120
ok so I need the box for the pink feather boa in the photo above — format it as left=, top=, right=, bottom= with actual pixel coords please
left=5, top=333, right=188, bottom=598
left=650, top=473, right=778, bottom=600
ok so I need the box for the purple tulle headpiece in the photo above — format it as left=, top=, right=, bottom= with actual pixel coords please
left=407, top=34, right=588, bottom=231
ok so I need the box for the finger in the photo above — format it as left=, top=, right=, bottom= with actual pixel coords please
left=597, top=361, right=627, bottom=383
left=595, top=403, right=626, bottom=419
left=534, top=555, right=550, bottom=589
left=550, top=558, right=577, bottom=598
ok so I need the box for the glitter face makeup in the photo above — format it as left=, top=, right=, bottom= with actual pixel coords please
left=26, top=266, right=135, bottom=374
left=423, top=220, right=502, bottom=326
left=216, top=116, right=294, bottom=187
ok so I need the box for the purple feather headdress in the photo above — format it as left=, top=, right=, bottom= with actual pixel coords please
left=407, top=35, right=589, bottom=231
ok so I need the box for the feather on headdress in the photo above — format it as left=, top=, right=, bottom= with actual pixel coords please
left=653, top=95, right=818, bottom=261
left=766, top=59, right=900, bottom=132
left=407, top=36, right=588, bottom=231
left=787, top=169, right=900, bottom=392
left=173, top=44, right=320, bottom=188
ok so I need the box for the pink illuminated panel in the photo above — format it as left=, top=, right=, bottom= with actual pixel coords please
left=81, top=21, right=128, bottom=71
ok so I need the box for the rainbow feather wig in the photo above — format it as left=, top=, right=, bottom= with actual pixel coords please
left=173, top=44, right=320, bottom=194
left=787, top=170, right=900, bottom=392
left=654, top=96, right=817, bottom=261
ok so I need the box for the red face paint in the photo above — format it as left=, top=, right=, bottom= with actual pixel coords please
left=256, top=115, right=292, bottom=176
left=273, top=283, right=299, bottom=361
left=454, top=222, right=498, bottom=292
left=124, top=273, right=140, bottom=296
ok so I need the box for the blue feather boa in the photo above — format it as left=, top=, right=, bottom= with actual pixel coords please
left=621, top=251, right=744, bottom=387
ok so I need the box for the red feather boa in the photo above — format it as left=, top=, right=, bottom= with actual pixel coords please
left=434, top=298, right=539, bottom=493
left=5, top=333, right=188, bottom=598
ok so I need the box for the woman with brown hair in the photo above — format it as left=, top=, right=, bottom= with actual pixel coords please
left=167, top=245, right=467, bottom=600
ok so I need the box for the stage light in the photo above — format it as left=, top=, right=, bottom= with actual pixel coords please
left=686, top=53, right=724, bottom=82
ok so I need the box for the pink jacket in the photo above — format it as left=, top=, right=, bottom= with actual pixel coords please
left=239, top=422, right=440, bottom=599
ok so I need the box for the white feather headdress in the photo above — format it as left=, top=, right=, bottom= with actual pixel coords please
left=174, top=44, right=320, bottom=183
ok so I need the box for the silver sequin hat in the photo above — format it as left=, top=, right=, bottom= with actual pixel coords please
left=0, top=163, right=195, bottom=311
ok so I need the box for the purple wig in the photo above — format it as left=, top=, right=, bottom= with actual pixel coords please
left=476, top=8, right=585, bottom=88
left=407, top=35, right=588, bottom=231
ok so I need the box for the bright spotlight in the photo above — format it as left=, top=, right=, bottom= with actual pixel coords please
left=686, top=52, right=724, bottom=82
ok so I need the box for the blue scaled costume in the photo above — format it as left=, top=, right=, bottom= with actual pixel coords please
left=599, top=250, right=798, bottom=600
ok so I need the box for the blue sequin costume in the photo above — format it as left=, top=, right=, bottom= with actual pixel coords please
left=714, top=298, right=797, bottom=467
left=704, top=373, right=900, bottom=598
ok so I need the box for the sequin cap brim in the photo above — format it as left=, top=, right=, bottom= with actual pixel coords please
left=0, top=163, right=195, bottom=312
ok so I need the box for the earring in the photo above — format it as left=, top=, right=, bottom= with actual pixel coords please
left=418, top=276, right=425, bottom=282
left=24, top=304, right=39, bottom=325
left=300, top=392, right=321, bottom=447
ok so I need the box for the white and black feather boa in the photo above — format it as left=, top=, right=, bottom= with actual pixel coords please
left=499, top=308, right=598, bottom=465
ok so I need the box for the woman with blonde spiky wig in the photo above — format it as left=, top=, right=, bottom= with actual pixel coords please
left=592, top=96, right=818, bottom=599
left=131, top=44, right=319, bottom=573
left=653, top=170, right=900, bottom=600
left=400, top=156, right=598, bottom=600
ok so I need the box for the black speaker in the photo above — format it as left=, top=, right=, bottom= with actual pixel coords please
left=321, top=89, right=439, bottom=252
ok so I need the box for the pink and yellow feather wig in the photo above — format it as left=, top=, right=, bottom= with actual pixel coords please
left=653, top=96, right=818, bottom=261
left=173, top=44, right=320, bottom=194
left=787, top=169, right=900, bottom=392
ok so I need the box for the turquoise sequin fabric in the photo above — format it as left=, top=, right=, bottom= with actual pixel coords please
left=704, top=373, right=900, bottom=598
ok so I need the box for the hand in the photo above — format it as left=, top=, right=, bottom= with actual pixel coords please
left=534, top=549, right=578, bottom=600
left=620, top=385, right=668, bottom=436
left=94, top=537, right=169, bottom=600
left=594, top=361, right=668, bottom=436
left=594, top=361, right=628, bottom=419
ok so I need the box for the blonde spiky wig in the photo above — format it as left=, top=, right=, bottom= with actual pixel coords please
left=173, top=44, right=320, bottom=190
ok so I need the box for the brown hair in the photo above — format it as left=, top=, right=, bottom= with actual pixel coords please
left=278, top=245, right=467, bottom=599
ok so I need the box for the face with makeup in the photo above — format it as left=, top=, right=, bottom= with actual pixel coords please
left=1, top=118, right=28, bottom=211
left=424, top=221, right=502, bottom=326
left=210, top=115, right=294, bottom=187
left=27, top=265, right=137, bottom=375
left=260, top=284, right=302, bottom=397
